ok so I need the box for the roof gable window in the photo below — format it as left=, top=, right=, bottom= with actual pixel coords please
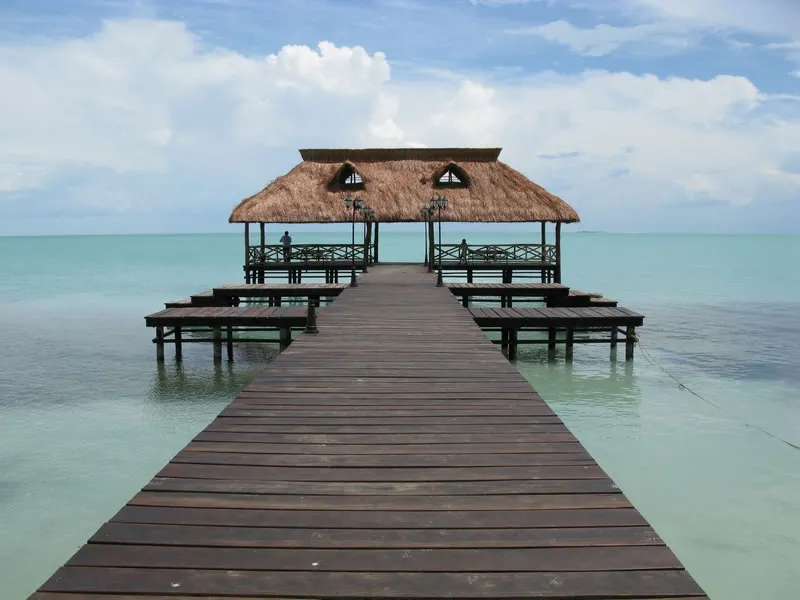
left=339, top=165, right=365, bottom=190
left=435, top=163, right=469, bottom=188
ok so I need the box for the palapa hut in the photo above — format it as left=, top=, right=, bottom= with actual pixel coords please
left=230, top=148, right=579, bottom=283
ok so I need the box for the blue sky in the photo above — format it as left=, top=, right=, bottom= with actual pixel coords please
left=0, top=0, right=798, bottom=235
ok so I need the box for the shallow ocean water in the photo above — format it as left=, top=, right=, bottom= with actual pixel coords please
left=0, top=230, right=798, bottom=599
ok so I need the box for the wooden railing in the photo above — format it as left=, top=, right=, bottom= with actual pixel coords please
left=434, top=244, right=558, bottom=265
left=248, top=244, right=374, bottom=265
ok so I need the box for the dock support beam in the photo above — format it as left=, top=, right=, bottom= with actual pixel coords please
left=258, top=223, right=265, bottom=284
left=548, top=327, right=557, bottom=360
left=508, top=329, right=518, bottom=361
left=565, top=327, right=574, bottom=362
left=374, top=222, right=379, bottom=264
left=427, top=219, right=435, bottom=273
left=555, top=222, right=562, bottom=284
left=174, top=326, right=182, bottom=360
left=362, top=221, right=371, bottom=273
left=305, top=299, right=319, bottom=334
left=500, top=328, right=509, bottom=357
left=625, top=326, right=635, bottom=361
left=226, top=326, right=234, bottom=361
left=155, top=326, right=165, bottom=362
left=212, top=326, right=222, bottom=363
left=244, top=223, right=251, bottom=283
left=541, top=222, right=547, bottom=283
left=279, top=327, right=292, bottom=351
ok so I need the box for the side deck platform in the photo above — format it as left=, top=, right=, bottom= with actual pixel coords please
left=31, top=265, right=704, bottom=600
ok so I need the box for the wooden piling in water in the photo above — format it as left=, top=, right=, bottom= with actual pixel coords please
left=626, top=325, right=635, bottom=361
left=155, top=326, right=165, bottom=362
left=212, top=326, right=222, bottom=362
left=565, top=327, right=574, bottom=361
left=174, top=326, right=182, bottom=360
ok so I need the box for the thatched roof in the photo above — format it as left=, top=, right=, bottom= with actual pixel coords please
left=229, top=148, right=580, bottom=224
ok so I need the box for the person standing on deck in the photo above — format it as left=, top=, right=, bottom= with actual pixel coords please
left=280, top=231, right=292, bottom=262
left=459, top=238, right=469, bottom=264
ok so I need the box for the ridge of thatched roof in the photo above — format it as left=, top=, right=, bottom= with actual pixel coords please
left=229, top=148, right=580, bottom=224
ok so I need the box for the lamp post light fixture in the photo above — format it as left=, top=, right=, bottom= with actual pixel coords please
left=344, top=194, right=363, bottom=287
left=430, top=194, right=448, bottom=286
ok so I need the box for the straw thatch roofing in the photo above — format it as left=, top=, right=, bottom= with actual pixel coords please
left=229, top=148, right=580, bottom=224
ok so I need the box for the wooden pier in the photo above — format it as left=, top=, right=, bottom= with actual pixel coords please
left=32, top=265, right=704, bottom=600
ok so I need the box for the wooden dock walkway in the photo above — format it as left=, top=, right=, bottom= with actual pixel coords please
left=33, top=265, right=705, bottom=599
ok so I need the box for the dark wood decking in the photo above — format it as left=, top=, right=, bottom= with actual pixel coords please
left=33, top=265, right=704, bottom=599
left=448, top=283, right=569, bottom=298
left=470, top=306, right=643, bottom=328
left=214, top=283, right=347, bottom=299
left=145, top=306, right=310, bottom=327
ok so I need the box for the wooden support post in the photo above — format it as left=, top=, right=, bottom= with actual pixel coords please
left=467, top=269, right=473, bottom=283
left=212, top=326, right=222, bottom=363
left=548, top=327, right=557, bottom=360
left=555, top=222, right=562, bottom=284
left=541, top=222, right=547, bottom=283
left=244, top=223, right=250, bottom=283
left=305, top=298, right=319, bottom=334
left=508, top=329, right=518, bottom=361
left=611, top=327, right=618, bottom=348
left=259, top=223, right=265, bottom=284
left=503, top=268, right=512, bottom=284
left=155, top=326, right=165, bottom=362
left=226, top=326, right=234, bottom=361
left=279, top=327, right=292, bottom=351
left=373, top=222, right=380, bottom=263
left=174, top=326, right=182, bottom=360
left=423, top=222, right=428, bottom=267
left=626, top=326, right=635, bottom=361
left=427, top=219, right=435, bottom=273
left=565, top=327, right=574, bottom=362
left=362, top=221, right=371, bottom=273
left=462, top=295, right=469, bottom=308
left=501, top=328, right=509, bottom=357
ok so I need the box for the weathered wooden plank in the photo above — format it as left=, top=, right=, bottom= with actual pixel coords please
left=183, top=441, right=585, bottom=455
left=144, top=478, right=612, bottom=496
left=202, top=424, right=570, bottom=435
left=193, top=432, right=578, bottom=444
left=91, top=522, right=663, bottom=548
left=156, top=462, right=607, bottom=482
left=130, top=491, right=628, bottom=510
left=112, top=506, right=650, bottom=528
left=169, top=450, right=595, bottom=468
left=40, top=567, right=706, bottom=597
left=68, top=544, right=682, bottom=572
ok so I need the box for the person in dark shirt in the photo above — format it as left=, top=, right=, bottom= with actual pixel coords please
left=280, top=231, right=292, bottom=262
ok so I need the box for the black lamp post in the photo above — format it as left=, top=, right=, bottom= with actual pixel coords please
left=362, top=207, right=374, bottom=273
left=431, top=195, right=448, bottom=286
left=344, top=194, right=363, bottom=287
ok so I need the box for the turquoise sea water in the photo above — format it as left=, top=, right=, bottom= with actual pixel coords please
left=1, top=230, right=799, bottom=599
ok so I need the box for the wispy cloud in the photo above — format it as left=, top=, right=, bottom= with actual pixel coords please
left=508, top=19, right=695, bottom=56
